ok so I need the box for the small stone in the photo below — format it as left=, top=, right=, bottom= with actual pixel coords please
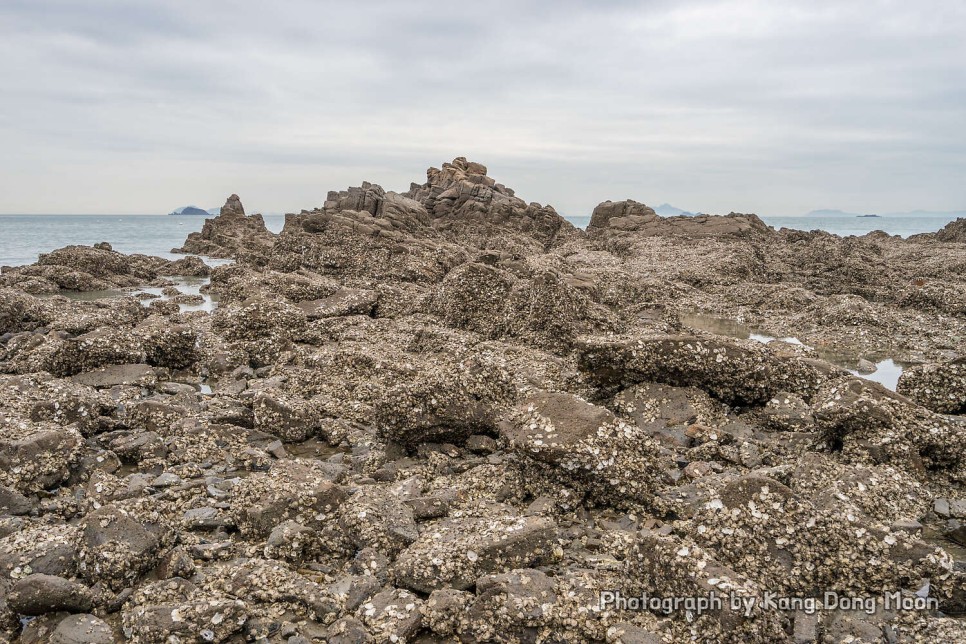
left=935, top=498, right=951, bottom=518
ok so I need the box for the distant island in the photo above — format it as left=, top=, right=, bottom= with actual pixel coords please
left=169, top=205, right=220, bottom=216
left=805, top=208, right=966, bottom=218
left=654, top=203, right=695, bottom=217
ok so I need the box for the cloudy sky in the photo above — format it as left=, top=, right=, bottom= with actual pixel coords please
left=2, top=0, right=964, bottom=216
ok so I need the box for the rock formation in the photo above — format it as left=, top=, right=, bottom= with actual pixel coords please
left=173, top=194, right=276, bottom=263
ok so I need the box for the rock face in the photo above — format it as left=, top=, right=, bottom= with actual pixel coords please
left=0, top=157, right=965, bottom=643
left=588, top=199, right=771, bottom=238
left=173, top=194, right=276, bottom=262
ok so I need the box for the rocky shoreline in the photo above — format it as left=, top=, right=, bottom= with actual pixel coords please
left=0, top=157, right=964, bottom=643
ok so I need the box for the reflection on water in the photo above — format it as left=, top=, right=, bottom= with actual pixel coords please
left=135, top=276, right=218, bottom=313
left=679, top=311, right=905, bottom=391
left=39, top=255, right=225, bottom=313
left=848, top=358, right=903, bottom=391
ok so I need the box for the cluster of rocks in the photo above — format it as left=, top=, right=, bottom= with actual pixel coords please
left=1, top=243, right=209, bottom=294
left=174, top=194, right=277, bottom=264
left=0, top=158, right=963, bottom=643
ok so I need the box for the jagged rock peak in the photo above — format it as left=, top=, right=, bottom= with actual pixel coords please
left=220, top=194, right=246, bottom=218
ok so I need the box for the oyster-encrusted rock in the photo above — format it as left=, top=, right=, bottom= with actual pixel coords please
left=392, top=514, right=558, bottom=593
left=897, top=357, right=966, bottom=414
left=577, top=334, right=828, bottom=404
left=502, top=391, right=669, bottom=507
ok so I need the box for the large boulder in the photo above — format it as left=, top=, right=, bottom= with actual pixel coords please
left=122, top=578, right=248, bottom=643
left=0, top=523, right=79, bottom=579
left=77, top=506, right=167, bottom=589
left=577, top=334, right=827, bottom=404
left=373, top=357, right=515, bottom=448
left=429, top=262, right=618, bottom=351
left=812, top=376, right=966, bottom=476
left=501, top=391, right=669, bottom=507
left=5, top=573, right=95, bottom=615
left=338, top=487, right=418, bottom=558
left=0, top=289, right=49, bottom=334
left=897, top=358, right=966, bottom=414
left=392, top=514, right=558, bottom=593
left=588, top=199, right=659, bottom=230
left=42, top=327, right=146, bottom=377
left=0, top=422, right=84, bottom=493
left=229, top=461, right=346, bottom=537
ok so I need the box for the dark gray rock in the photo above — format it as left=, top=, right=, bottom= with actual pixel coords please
left=6, top=573, right=95, bottom=615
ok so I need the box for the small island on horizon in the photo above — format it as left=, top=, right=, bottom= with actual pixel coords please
left=168, top=205, right=219, bottom=216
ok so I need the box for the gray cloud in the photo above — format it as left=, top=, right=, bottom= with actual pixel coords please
left=1, top=0, right=964, bottom=215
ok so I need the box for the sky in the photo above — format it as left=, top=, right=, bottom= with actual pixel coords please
left=1, top=0, right=964, bottom=217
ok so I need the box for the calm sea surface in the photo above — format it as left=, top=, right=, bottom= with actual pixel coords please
left=0, top=212, right=960, bottom=268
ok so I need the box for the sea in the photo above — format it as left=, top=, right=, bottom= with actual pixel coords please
left=0, top=211, right=961, bottom=268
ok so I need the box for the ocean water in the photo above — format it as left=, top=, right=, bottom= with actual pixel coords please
left=0, top=211, right=960, bottom=268
left=759, top=213, right=961, bottom=238
left=0, top=214, right=288, bottom=267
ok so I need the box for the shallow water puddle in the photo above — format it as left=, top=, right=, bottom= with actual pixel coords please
left=847, top=358, right=904, bottom=391
left=43, top=255, right=227, bottom=312
left=135, top=275, right=219, bottom=313
left=679, top=311, right=904, bottom=391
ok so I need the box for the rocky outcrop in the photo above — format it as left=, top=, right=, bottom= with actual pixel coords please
left=588, top=199, right=772, bottom=238
left=173, top=194, right=276, bottom=262
left=934, top=217, right=966, bottom=242
left=588, top=199, right=659, bottom=230
left=406, top=157, right=576, bottom=247
left=0, top=245, right=210, bottom=293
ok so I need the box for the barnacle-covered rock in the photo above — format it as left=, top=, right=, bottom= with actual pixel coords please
left=392, top=514, right=558, bottom=593
left=897, top=357, right=966, bottom=414
left=502, top=391, right=669, bottom=508
left=578, top=334, right=828, bottom=404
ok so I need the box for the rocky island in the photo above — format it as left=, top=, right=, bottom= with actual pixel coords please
left=0, top=158, right=964, bottom=643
